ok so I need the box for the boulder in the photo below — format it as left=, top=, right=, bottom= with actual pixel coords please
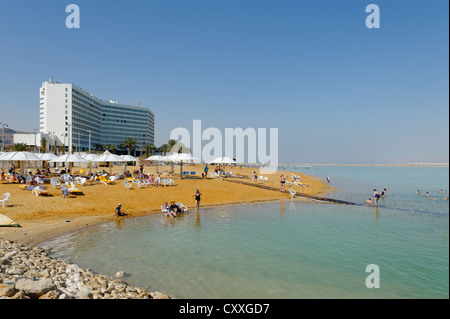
left=15, top=278, right=56, bottom=299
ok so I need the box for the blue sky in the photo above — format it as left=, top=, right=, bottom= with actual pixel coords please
left=0, top=0, right=448, bottom=163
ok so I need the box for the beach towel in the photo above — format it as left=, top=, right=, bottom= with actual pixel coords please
left=0, top=213, right=20, bottom=227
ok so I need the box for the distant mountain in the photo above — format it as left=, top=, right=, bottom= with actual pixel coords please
left=0, top=128, right=33, bottom=147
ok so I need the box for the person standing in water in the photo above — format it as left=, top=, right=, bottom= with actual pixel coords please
left=373, top=189, right=381, bottom=207
left=381, top=188, right=387, bottom=198
left=193, top=189, right=202, bottom=211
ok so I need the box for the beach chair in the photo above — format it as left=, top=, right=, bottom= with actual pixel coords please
left=75, top=176, right=86, bottom=187
left=134, top=180, right=145, bottom=189
left=177, top=202, right=188, bottom=213
left=166, top=178, right=175, bottom=186
left=161, top=206, right=171, bottom=216
left=123, top=179, right=133, bottom=190
left=61, top=185, right=70, bottom=198
left=289, top=188, right=296, bottom=198
left=32, top=186, right=50, bottom=197
left=160, top=178, right=167, bottom=187
left=259, top=176, right=264, bottom=183
left=99, top=175, right=114, bottom=185
left=61, top=174, right=73, bottom=184
left=50, top=177, right=61, bottom=188
left=0, top=193, right=10, bottom=207
left=263, top=176, right=269, bottom=183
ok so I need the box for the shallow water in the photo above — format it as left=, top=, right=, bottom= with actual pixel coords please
left=43, top=199, right=449, bottom=299
left=290, top=165, right=449, bottom=214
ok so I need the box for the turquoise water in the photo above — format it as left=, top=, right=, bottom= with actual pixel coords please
left=289, top=166, right=449, bottom=214
left=44, top=200, right=449, bottom=299
left=42, top=166, right=449, bottom=299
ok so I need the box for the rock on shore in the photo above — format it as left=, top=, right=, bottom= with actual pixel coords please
left=0, top=238, right=170, bottom=299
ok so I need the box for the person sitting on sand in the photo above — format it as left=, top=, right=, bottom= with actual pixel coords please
left=365, top=198, right=372, bottom=205
left=162, top=202, right=176, bottom=217
left=115, top=203, right=126, bottom=217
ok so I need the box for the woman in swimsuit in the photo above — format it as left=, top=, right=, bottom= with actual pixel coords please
left=280, top=175, right=286, bottom=191
left=193, top=189, right=202, bottom=211
left=373, top=189, right=380, bottom=207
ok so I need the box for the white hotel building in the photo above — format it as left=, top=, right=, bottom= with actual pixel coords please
left=16, top=79, right=155, bottom=154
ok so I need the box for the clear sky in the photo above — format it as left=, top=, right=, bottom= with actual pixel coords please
left=0, top=0, right=448, bottom=163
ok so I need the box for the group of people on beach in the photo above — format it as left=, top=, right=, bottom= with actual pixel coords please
left=115, top=189, right=203, bottom=218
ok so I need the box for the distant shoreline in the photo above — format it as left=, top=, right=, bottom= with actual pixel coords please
left=280, top=163, right=449, bottom=167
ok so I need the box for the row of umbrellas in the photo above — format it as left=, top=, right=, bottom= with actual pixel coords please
left=0, top=151, right=138, bottom=164
left=0, top=151, right=237, bottom=165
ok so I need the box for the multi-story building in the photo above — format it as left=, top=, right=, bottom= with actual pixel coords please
left=30, top=78, right=155, bottom=154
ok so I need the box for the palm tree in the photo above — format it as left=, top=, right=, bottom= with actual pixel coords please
left=121, top=137, right=137, bottom=155
left=167, top=139, right=177, bottom=153
left=143, top=143, right=155, bottom=157
left=159, top=144, right=170, bottom=155
left=9, top=143, right=28, bottom=152
left=40, top=137, right=47, bottom=153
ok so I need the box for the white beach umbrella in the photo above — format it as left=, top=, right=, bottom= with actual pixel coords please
left=50, top=154, right=89, bottom=163
left=120, top=154, right=138, bottom=174
left=0, top=151, right=41, bottom=162
left=82, top=154, right=100, bottom=175
left=120, top=155, right=138, bottom=162
left=82, top=154, right=99, bottom=161
left=93, top=151, right=124, bottom=175
left=37, top=153, right=58, bottom=161
left=166, top=153, right=197, bottom=163
left=94, top=153, right=124, bottom=163
left=208, top=156, right=236, bottom=164
left=145, top=155, right=164, bottom=161
left=0, top=151, right=42, bottom=175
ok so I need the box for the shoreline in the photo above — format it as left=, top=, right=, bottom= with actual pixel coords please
left=0, top=164, right=333, bottom=247
left=0, top=164, right=330, bottom=299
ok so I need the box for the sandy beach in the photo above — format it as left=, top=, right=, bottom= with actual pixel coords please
left=0, top=164, right=333, bottom=247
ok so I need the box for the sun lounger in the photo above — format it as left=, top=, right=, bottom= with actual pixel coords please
left=85, top=176, right=98, bottom=185
left=19, top=185, right=35, bottom=191
left=32, top=186, right=50, bottom=197
left=99, top=175, right=114, bottom=185
left=67, top=182, right=83, bottom=195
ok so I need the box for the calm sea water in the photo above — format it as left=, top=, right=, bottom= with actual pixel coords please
left=42, top=166, right=449, bottom=299
left=290, top=165, right=449, bottom=214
